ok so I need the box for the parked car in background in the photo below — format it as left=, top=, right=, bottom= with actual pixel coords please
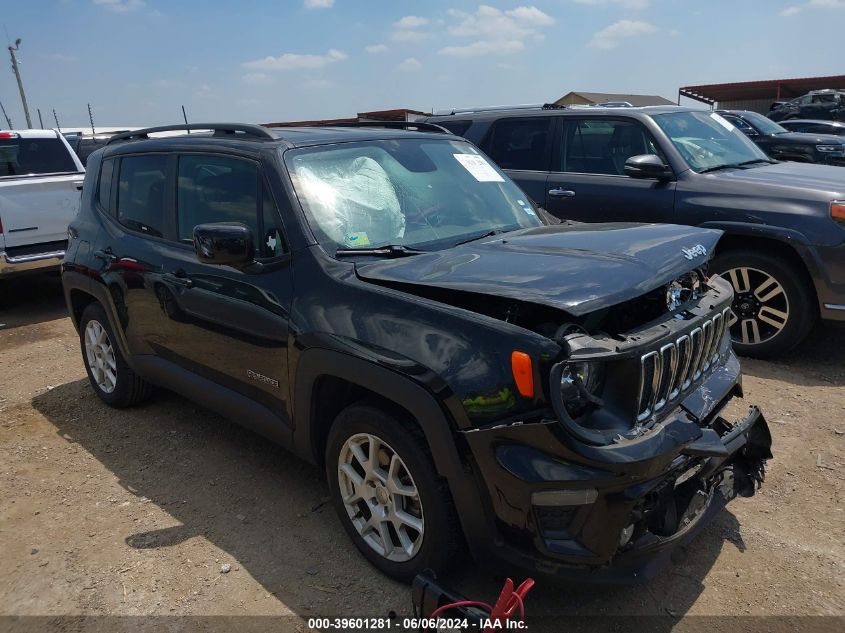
left=62, top=122, right=772, bottom=583
left=426, top=105, right=845, bottom=357
left=62, top=132, right=118, bottom=166
left=0, top=129, right=84, bottom=278
left=768, top=89, right=845, bottom=122
left=780, top=119, right=845, bottom=137
left=718, top=109, right=845, bottom=166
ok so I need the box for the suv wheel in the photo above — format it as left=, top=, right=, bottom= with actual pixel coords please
left=79, top=303, right=153, bottom=407
left=326, top=403, right=460, bottom=581
left=710, top=250, right=815, bottom=358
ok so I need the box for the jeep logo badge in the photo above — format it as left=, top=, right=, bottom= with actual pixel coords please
left=682, top=244, right=708, bottom=260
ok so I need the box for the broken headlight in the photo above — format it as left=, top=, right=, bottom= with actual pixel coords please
left=559, top=360, right=605, bottom=418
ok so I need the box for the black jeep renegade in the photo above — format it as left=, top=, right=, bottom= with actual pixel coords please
left=62, top=123, right=771, bottom=582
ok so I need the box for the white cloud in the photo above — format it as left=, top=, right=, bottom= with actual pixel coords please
left=390, top=29, right=431, bottom=42
left=242, top=48, right=347, bottom=71
left=365, top=44, right=389, bottom=54
left=394, top=16, right=429, bottom=29
left=573, top=0, right=650, bottom=8
left=92, top=0, right=145, bottom=12
left=589, top=19, right=657, bottom=49
left=242, top=72, right=272, bottom=84
left=398, top=57, right=422, bottom=71
left=440, top=5, right=555, bottom=57
left=440, top=40, right=525, bottom=57
left=781, top=0, right=845, bottom=15
left=304, top=0, right=334, bottom=9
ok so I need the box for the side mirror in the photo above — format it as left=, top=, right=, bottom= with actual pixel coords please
left=624, top=154, right=673, bottom=180
left=193, top=222, right=254, bottom=267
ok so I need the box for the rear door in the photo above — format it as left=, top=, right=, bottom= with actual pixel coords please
left=0, top=133, right=84, bottom=247
left=480, top=116, right=553, bottom=207
left=544, top=116, right=676, bottom=224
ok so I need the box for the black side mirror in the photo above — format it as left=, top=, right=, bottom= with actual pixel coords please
left=193, top=222, right=254, bottom=267
left=624, top=154, right=673, bottom=180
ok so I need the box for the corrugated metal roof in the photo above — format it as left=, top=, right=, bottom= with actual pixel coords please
left=555, top=92, right=675, bottom=106
left=679, top=75, right=845, bottom=105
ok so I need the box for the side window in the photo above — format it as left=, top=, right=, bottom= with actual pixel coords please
left=177, top=154, right=284, bottom=259
left=560, top=119, right=664, bottom=176
left=485, top=117, right=551, bottom=171
left=98, top=158, right=115, bottom=214
left=437, top=119, right=472, bottom=137
left=724, top=115, right=752, bottom=132
left=116, top=155, right=168, bottom=237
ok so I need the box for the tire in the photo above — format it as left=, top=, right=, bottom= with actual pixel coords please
left=710, top=249, right=815, bottom=358
left=79, top=302, right=153, bottom=407
left=326, top=402, right=461, bottom=581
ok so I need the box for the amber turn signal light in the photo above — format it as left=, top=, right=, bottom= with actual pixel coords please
left=832, top=201, right=845, bottom=223
left=511, top=351, right=534, bottom=398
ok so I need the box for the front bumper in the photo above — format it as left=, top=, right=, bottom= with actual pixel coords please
left=0, top=248, right=65, bottom=277
left=460, top=365, right=772, bottom=583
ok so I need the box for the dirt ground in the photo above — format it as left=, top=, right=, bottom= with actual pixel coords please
left=1, top=273, right=843, bottom=632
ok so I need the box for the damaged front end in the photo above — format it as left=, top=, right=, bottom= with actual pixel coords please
left=461, top=274, right=773, bottom=582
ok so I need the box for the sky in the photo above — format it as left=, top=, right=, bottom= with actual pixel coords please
left=0, top=0, right=843, bottom=128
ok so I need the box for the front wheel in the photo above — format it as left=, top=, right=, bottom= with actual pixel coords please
left=326, top=403, right=461, bottom=581
left=710, top=250, right=815, bottom=358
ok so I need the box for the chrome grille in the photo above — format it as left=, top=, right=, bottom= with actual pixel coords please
left=637, top=308, right=731, bottom=422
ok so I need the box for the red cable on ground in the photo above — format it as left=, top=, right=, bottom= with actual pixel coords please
left=427, top=577, right=534, bottom=632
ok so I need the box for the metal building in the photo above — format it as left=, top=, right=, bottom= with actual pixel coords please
left=678, top=75, right=845, bottom=113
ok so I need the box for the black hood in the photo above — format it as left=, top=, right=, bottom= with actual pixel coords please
left=356, top=223, right=722, bottom=316
left=772, top=131, right=845, bottom=145
left=709, top=161, right=845, bottom=198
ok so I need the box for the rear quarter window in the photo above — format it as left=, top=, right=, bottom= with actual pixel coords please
left=0, top=137, right=79, bottom=177
left=116, top=155, right=168, bottom=238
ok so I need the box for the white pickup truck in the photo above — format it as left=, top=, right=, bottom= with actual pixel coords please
left=0, top=129, right=85, bottom=277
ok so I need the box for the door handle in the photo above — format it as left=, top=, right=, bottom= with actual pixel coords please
left=94, top=248, right=118, bottom=263
left=73, top=180, right=85, bottom=191
left=548, top=188, right=576, bottom=198
left=163, top=271, right=194, bottom=289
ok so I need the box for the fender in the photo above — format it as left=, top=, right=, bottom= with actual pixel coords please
left=700, top=220, right=825, bottom=281
left=292, top=346, right=494, bottom=558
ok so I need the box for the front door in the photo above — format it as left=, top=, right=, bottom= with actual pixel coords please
left=544, top=117, right=676, bottom=224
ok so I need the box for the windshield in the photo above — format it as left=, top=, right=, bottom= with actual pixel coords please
left=285, top=138, right=542, bottom=252
left=741, top=111, right=787, bottom=135
left=652, top=111, right=770, bottom=173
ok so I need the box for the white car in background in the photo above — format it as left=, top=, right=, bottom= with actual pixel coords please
left=0, top=129, right=85, bottom=277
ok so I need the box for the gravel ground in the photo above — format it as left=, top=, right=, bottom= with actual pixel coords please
left=1, top=273, right=843, bottom=632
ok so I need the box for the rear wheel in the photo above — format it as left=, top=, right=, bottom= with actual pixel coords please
left=79, top=302, right=153, bottom=407
left=710, top=250, right=815, bottom=358
left=326, top=403, right=461, bottom=581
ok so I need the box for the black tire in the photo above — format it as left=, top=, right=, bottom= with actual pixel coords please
left=710, top=249, right=815, bottom=358
left=79, top=302, right=154, bottom=407
left=325, top=402, right=461, bottom=582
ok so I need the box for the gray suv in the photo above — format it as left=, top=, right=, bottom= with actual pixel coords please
left=426, top=105, right=845, bottom=358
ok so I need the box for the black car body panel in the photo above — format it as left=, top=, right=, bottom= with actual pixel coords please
left=62, top=124, right=771, bottom=582
left=426, top=106, right=845, bottom=324
left=768, top=89, right=845, bottom=122
left=780, top=119, right=845, bottom=136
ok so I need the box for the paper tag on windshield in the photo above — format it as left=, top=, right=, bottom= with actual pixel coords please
left=453, top=154, right=504, bottom=182
left=710, top=112, right=735, bottom=132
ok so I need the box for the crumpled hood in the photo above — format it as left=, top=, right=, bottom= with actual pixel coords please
left=356, top=223, right=722, bottom=316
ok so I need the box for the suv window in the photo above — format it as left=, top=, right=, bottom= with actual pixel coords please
left=485, top=118, right=551, bottom=171
left=98, top=158, right=115, bottom=213
left=116, top=155, right=168, bottom=237
left=560, top=119, right=662, bottom=175
left=437, top=119, right=472, bottom=136
left=0, top=137, right=79, bottom=177
left=722, top=115, right=753, bottom=132
left=177, top=154, right=284, bottom=259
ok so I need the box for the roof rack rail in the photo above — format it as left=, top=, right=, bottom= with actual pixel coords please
left=433, top=103, right=566, bottom=116
left=106, top=123, right=275, bottom=145
left=323, top=120, right=449, bottom=133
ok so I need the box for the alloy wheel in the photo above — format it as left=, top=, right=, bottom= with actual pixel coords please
left=84, top=319, right=117, bottom=393
left=723, top=266, right=790, bottom=346
left=337, top=433, right=425, bottom=562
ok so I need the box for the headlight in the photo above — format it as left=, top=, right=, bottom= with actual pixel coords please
left=560, top=360, right=605, bottom=417
left=817, top=144, right=844, bottom=153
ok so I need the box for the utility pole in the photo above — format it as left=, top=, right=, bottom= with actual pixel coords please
left=8, top=38, right=33, bottom=128
left=0, top=100, right=12, bottom=129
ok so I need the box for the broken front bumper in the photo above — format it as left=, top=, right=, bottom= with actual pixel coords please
left=460, top=378, right=772, bottom=583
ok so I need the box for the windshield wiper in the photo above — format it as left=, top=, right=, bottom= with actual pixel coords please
left=700, top=158, right=776, bottom=174
left=735, top=158, right=777, bottom=166
left=453, top=228, right=511, bottom=247
left=335, top=244, right=423, bottom=257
